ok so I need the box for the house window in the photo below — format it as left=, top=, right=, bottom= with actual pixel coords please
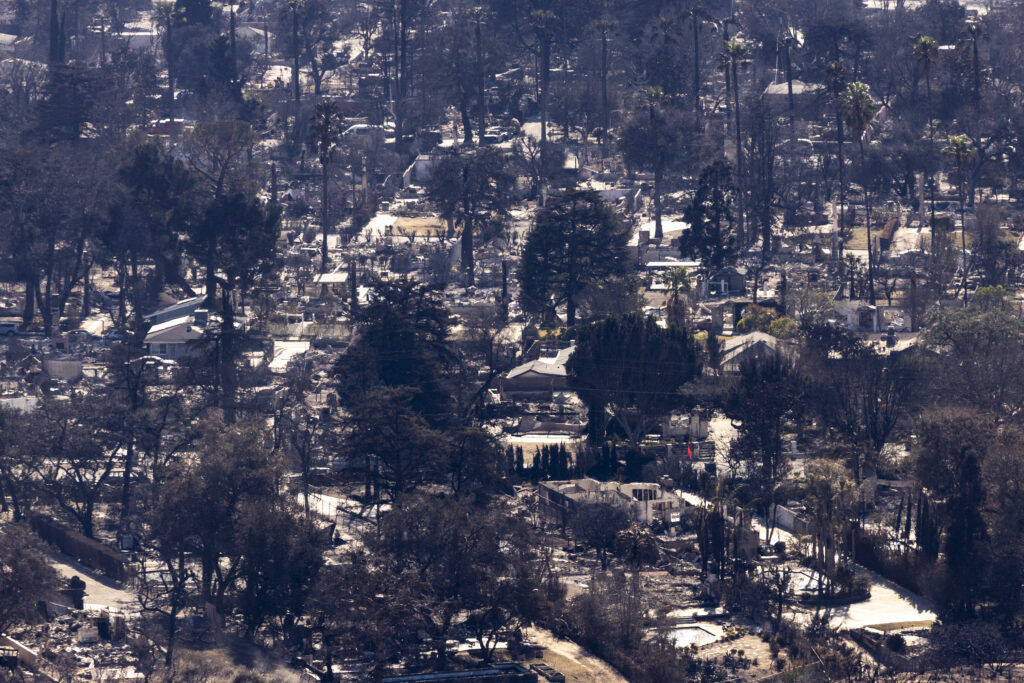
left=158, top=343, right=167, bottom=355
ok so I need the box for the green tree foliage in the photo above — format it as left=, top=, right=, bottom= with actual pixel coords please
left=103, top=138, right=199, bottom=328
left=333, top=277, right=457, bottom=426
left=681, top=161, right=740, bottom=272
left=519, top=190, right=631, bottom=327
left=734, top=304, right=797, bottom=338
left=235, top=499, right=323, bottom=637
left=914, top=408, right=994, bottom=618
left=618, top=88, right=693, bottom=239
left=569, top=313, right=700, bottom=449
left=424, top=148, right=515, bottom=284
left=370, top=495, right=545, bottom=667
left=153, top=413, right=285, bottom=612
left=343, top=387, right=448, bottom=506
left=0, top=522, right=59, bottom=633
left=840, top=81, right=877, bottom=302
left=725, top=355, right=802, bottom=516
left=919, top=290, right=1024, bottom=416
left=185, top=193, right=280, bottom=419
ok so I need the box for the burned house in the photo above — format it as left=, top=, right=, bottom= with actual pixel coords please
left=538, top=478, right=689, bottom=526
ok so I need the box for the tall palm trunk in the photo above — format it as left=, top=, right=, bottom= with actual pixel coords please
left=601, top=28, right=610, bottom=156
left=291, top=3, right=300, bottom=107
left=692, top=15, right=701, bottom=120
left=539, top=40, right=551, bottom=190
left=861, top=137, right=875, bottom=303
left=321, top=157, right=329, bottom=273
left=837, top=110, right=846, bottom=261
left=475, top=16, right=486, bottom=144
left=731, top=60, right=745, bottom=247
left=959, top=171, right=968, bottom=305
left=784, top=44, right=795, bottom=131
left=653, top=165, right=663, bottom=239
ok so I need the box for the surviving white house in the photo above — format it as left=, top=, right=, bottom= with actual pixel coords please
left=143, top=298, right=253, bottom=360
left=143, top=312, right=206, bottom=360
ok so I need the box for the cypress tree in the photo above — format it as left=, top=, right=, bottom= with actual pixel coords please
left=893, top=494, right=904, bottom=534
left=903, top=492, right=914, bottom=540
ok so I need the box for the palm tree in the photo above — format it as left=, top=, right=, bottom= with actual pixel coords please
left=594, top=18, right=613, bottom=157
left=308, top=102, right=346, bottom=273
left=720, top=36, right=750, bottom=246
left=913, top=36, right=939, bottom=229
left=665, top=267, right=692, bottom=328
left=912, top=35, right=938, bottom=104
left=825, top=61, right=847, bottom=261
left=227, top=0, right=240, bottom=84
left=780, top=26, right=803, bottom=131
left=620, top=87, right=680, bottom=240
left=527, top=9, right=557, bottom=186
left=684, top=1, right=714, bottom=121
left=289, top=0, right=301, bottom=108
left=965, top=21, right=984, bottom=110
left=471, top=7, right=488, bottom=145
left=154, top=2, right=177, bottom=116
left=942, top=134, right=974, bottom=304
left=840, top=82, right=877, bottom=303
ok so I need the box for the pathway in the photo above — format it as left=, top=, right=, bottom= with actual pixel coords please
left=48, top=551, right=136, bottom=613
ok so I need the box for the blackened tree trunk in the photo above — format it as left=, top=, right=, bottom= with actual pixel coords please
left=291, top=2, right=300, bottom=107
left=475, top=14, right=486, bottom=144
left=321, top=159, right=330, bottom=273
left=601, top=22, right=611, bottom=155
left=692, top=14, right=701, bottom=120
left=461, top=166, right=474, bottom=284
left=220, top=285, right=237, bottom=423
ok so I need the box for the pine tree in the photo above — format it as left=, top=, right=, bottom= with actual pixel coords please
left=917, top=494, right=940, bottom=559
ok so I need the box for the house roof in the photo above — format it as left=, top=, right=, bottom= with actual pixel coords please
left=722, top=331, right=779, bottom=353
left=144, top=316, right=204, bottom=344
left=720, top=331, right=793, bottom=367
left=144, top=295, right=205, bottom=321
left=314, top=271, right=349, bottom=285
left=506, top=345, right=574, bottom=379
left=763, top=80, right=824, bottom=96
